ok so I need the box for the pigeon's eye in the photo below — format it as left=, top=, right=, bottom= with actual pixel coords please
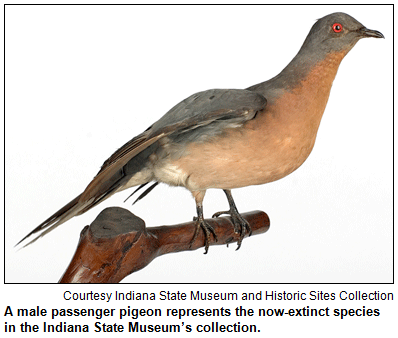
left=332, top=23, right=343, bottom=33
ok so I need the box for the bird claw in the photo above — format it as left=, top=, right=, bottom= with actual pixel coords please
left=212, top=209, right=251, bottom=250
left=190, top=217, right=217, bottom=254
left=212, top=210, right=229, bottom=218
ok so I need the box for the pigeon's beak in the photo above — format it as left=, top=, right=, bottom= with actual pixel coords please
left=358, top=27, right=384, bottom=39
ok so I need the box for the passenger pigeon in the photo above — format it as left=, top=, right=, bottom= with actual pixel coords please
left=18, top=12, right=384, bottom=253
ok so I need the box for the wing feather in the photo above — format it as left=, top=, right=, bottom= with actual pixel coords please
left=80, top=88, right=266, bottom=202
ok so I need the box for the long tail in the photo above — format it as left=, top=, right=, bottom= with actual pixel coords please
left=17, top=180, right=160, bottom=248
left=16, top=193, right=87, bottom=248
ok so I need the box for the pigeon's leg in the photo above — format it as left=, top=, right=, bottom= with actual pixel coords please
left=190, top=190, right=217, bottom=254
left=212, top=189, right=251, bottom=250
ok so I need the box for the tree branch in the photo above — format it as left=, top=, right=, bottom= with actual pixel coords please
left=59, top=207, right=270, bottom=283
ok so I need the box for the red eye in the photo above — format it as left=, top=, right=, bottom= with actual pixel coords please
left=332, top=23, right=343, bottom=33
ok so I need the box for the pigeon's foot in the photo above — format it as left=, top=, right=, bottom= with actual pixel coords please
left=212, top=207, right=251, bottom=250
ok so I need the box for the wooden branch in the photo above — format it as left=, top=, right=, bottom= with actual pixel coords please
left=59, top=207, right=270, bottom=283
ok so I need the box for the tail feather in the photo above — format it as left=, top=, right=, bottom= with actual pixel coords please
left=16, top=193, right=84, bottom=248
left=123, top=181, right=160, bottom=205
left=132, top=182, right=159, bottom=205
left=18, top=177, right=157, bottom=248
left=124, top=182, right=150, bottom=203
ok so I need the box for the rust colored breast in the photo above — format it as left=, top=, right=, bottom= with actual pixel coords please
left=167, top=52, right=346, bottom=192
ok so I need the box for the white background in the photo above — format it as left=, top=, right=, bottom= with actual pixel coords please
left=4, top=5, right=392, bottom=285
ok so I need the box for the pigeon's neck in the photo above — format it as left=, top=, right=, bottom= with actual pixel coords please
left=273, top=47, right=347, bottom=93
left=280, top=50, right=346, bottom=123
left=248, top=46, right=348, bottom=104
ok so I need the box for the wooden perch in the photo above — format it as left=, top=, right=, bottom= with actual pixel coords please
left=59, top=207, right=270, bottom=283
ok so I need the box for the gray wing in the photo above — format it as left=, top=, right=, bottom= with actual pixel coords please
left=81, top=88, right=266, bottom=201
left=148, top=88, right=267, bottom=138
